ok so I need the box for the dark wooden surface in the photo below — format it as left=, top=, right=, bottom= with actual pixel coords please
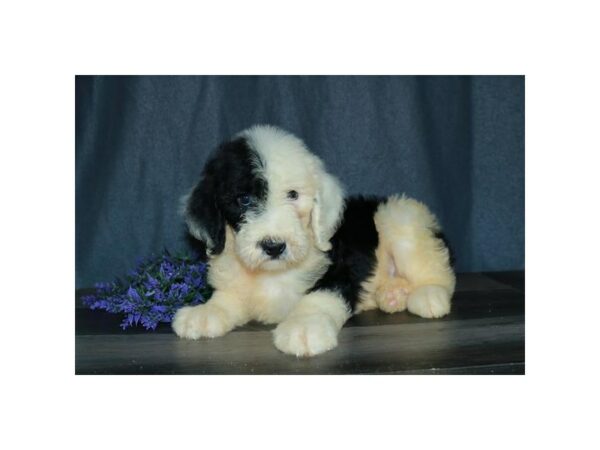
left=75, top=271, right=525, bottom=375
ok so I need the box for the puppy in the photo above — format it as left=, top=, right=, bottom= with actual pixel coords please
left=173, top=125, right=455, bottom=357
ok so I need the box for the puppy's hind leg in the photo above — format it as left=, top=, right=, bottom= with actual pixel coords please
left=373, top=253, right=412, bottom=313
left=375, top=195, right=456, bottom=319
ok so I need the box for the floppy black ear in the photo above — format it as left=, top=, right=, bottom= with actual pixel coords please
left=183, top=164, right=226, bottom=255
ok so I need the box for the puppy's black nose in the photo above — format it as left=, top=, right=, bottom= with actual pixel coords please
left=260, top=240, right=286, bottom=258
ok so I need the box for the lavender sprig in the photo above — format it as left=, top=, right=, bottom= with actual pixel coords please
left=81, top=250, right=212, bottom=330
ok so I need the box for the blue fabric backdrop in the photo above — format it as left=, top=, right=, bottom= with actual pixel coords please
left=75, top=75, right=524, bottom=288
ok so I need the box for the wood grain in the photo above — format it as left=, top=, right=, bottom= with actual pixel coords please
left=75, top=271, right=525, bottom=375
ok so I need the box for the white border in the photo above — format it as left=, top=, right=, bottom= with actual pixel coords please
left=2, top=1, right=600, bottom=449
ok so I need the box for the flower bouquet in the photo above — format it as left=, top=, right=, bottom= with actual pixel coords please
left=81, top=250, right=212, bottom=330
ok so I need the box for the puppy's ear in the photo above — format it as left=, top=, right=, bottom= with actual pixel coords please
left=182, top=167, right=225, bottom=255
left=312, top=167, right=345, bottom=251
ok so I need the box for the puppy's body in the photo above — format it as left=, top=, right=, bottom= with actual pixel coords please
left=173, top=125, right=455, bottom=357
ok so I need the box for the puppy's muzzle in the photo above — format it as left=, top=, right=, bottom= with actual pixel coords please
left=259, top=239, right=286, bottom=258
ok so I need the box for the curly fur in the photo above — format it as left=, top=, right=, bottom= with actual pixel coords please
left=173, top=125, right=455, bottom=357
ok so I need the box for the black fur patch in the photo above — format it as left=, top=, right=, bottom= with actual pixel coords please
left=434, top=230, right=456, bottom=267
left=187, top=137, right=267, bottom=254
left=309, top=196, right=382, bottom=312
left=311, top=196, right=455, bottom=312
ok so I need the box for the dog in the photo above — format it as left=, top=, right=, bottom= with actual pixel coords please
left=173, top=125, right=456, bottom=357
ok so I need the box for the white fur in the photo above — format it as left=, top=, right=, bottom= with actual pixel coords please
left=174, top=126, right=345, bottom=347
left=239, top=125, right=345, bottom=260
left=172, top=290, right=249, bottom=338
left=273, top=290, right=351, bottom=357
left=172, top=303, right=233, bottom=339
left=407, top=285, right=452, bottom=318
left=174, top=126, right=455, bottom=358
left=234, top=204, right=310, bottom=271
left=312, top=170, right=345, bottom=251
left=356, top=195, right=456, bottom=315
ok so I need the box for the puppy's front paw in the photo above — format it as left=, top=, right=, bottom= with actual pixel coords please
left=172, top=303, right=234, bottom=339
left=407, top=285, right=451, bottom=318
left=273, top=314, right=339, bottom=357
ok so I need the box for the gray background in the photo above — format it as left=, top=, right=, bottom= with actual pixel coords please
left=75, top=75, right=524, bottom=288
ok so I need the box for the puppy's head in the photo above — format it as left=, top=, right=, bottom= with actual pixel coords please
left=183, top=125, right=344, bottom=271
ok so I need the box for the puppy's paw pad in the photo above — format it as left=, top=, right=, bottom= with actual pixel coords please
left=407, top=285, right=451, bottom=318
left=375, top=279, right=410, bottom=313
left=172, top=304, right=232, bottom=339
left=273, top=314, right=338, bottom=357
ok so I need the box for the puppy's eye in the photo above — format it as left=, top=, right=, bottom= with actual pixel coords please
left=237, top=194, right=252, bottom=207
left=287, top=190, right=299, bottom=200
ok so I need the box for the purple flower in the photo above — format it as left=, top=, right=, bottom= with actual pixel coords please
left=83, top=250, right=212, bottom=330
left=180, top=284, right=190, bottom=296
left=159, top=261, right=176, bottom=280
left=152, top=289, right=165, bottom=302
left=144, top=275, right=160, bottom=291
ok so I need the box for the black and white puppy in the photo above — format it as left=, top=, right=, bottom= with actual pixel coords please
left=173, top=125, right=455, bottom=357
